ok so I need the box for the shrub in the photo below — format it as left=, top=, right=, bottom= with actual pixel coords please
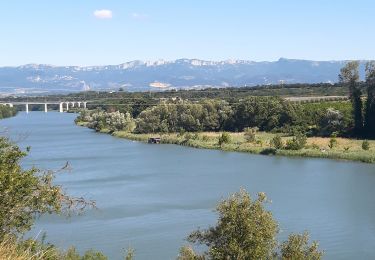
left=244, top=127, right=258, bottom=143
left=183, top=189, right=323, bottom=260
left=281, top=232, right=323, bottom=260
left=328, top=135, right=338, bottom=149
left=270, top=135, right=284, bottom=149
left=218, top=132, right=231, bottom=146
left=184, top=133, right=194, bottom=141
left=201, top=135, right=210, bottom=142
left=362, top=140, right=370, bottom=151
left=0, top=137, right=94, bottom=239
left=285, top=133, right=307, bottom=150
left=319, top=108, right=344, bottom=136
left=260, top=148, right=277, bottom=155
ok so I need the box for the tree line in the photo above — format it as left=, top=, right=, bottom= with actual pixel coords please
left=77, top=96, right=356, bottom=139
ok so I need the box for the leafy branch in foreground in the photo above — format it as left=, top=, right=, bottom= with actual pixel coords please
left=0, top=137, right=95, bottom=239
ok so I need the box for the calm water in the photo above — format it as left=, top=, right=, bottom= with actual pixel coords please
left=1, top=112, right=375, bottom=259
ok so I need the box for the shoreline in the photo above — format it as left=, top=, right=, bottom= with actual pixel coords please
left=76, top=121, right=375, bottom=164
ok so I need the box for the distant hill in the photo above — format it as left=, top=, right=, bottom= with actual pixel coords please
left=0, top=58, right=368, bottom=95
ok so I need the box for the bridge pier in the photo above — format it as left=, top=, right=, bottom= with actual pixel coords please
left=25, top=103, right=29, bottom=113
left=65, top=102, right=69, bottom=111
left=77, top=102, right=81, bottom=108
left=44, top=103, right=48, bottom=113
left=59, top=103, right=63, bottom=113
left=83, top=102, right=87, bottom=109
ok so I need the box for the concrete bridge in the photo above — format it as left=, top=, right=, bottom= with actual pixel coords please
left=0, top=101, right=87, bottom=113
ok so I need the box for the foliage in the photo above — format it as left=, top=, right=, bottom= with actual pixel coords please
left=280, top=232, right=323, bottom=260
left=328, top=135, right=338, bottom=149
left=0, top=138, right=111, bottom=259
left=285, top=133, right=307, bottom=150
left=0, top=105, right=17, bottom=119
left=318, top=108, right=344, bottom=136
left=270, top=135, right=284, bottom=149
left=187, top=189, right=278, bottom=260
left=0, top=137, right=95, bottom=239
left=135, top=100, right=233, bottom=133
left=125, top=247, right=135, bottom=260
left=177, top=246, right=204, bottom=260
left=0, top=236, right=108, bottom=260
left=76, top=110, right=135, bottom=133
left=364, top=61, right=375, bottom=137
left=244, top=127, right=258, bottom=142
left=362, top=140, right=370, bottom=151
left=231, top=96, right=302, bottom=132
left=339, top=61, right=363, bottom=135
left=184, top=189, right=322, bottom=260
left=218, top=132, right=231, bottom=146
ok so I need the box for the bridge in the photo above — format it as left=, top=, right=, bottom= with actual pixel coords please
left=0, top=101, right=87, bottom=113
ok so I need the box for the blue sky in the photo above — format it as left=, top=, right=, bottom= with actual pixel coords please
left=0, top=0, right=374, bottom=66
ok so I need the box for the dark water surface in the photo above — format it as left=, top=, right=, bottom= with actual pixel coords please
left=1, top=112, right=375, bottom=259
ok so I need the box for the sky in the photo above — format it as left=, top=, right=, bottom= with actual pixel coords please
left=0, top=0, right=374, bottom=66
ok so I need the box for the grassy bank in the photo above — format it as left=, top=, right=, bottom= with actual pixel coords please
left=97, top=129, right=375, bottom=164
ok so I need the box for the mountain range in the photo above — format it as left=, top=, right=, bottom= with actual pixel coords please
left=0, top=58, right=368, bottom=95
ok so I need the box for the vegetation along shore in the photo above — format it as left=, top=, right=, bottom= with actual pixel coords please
left=73, top=62, right=375, bottom=163
left=76, top=120, right=375, bottom=164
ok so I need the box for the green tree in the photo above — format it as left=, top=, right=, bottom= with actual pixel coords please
left=285, top=133, right=307, bottom=150
left=244, top=127, right=258, bottom=142
left=328, top=134, right=338, bottom=149
left=218, top=132, right=231, bottom=146
left=339, top=61, right=363, bottom=135
left=186, top=190, right=278, bottom=259
left=270, top=135, right=284, bottom=149
left=183, top=189, right=322, bottom=260
left=280, top=232, right=323, bottom=260
left=0, top=137, right=94, bottom=239
left=364, top=61, right=375, bottom=137
left=318, top=108, right=344, bottom=136
left=177, top=246, right=204, bottom=260
left=362, top=140, right=370, bottom=151
left=0, top=105, right=17, bottom=119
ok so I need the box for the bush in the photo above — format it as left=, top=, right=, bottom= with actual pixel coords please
left=201, top=135, right=210, bottom=142
left=218, top=132, right=231, bottom=146
left=260, top=148, right=277, bottom=155
left=270, top=135, right=284, bottom=149
left=285, top=133, right=307, bottom=150
left=319, top=108, right=344, bottom=136
left=244, top=127, right=258, bottom=142
left=183, top=189, right=323, bottom=260
left=280, top=232, right=323, bottom=260
left=328, top=136, right=338, bottom=149
left=0, top=137, right=94, bottom=239
left=362, top=140, right=370, bottom=151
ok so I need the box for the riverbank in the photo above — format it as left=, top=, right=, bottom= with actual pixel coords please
left=76, top=122, right=375, bottom=163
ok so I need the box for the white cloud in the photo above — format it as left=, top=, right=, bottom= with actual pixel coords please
left=94, top=9, right=113, bottom=19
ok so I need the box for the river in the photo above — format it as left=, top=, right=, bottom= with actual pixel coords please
left=1, top=112, right=375, bottom=259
